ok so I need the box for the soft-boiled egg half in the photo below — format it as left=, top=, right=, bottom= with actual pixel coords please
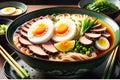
left=12, top=8, right=22, bottom=16
left=54, top=40, right=75, bottom=52
left=28, top=19, right=54, bottom=44
left=52, top=19, right=76, bottom=42
left=0, top=7, right=16, bottom=15
left=95, top=37, right=110, bottom=50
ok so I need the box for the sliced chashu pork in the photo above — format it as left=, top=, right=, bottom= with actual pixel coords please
left=90, top=27, right=106, bottom=32
left=102, top=33, right=110, bottom=37
left=33, top=18, right=40, bottom=22
left=92, top=24, right=101, bottom=28
left=27, top=20, right=35, bottom=25
left=85, top=33, right=101, bottom=39
left=24, top=24, right=31, bottom=28
left=28, top=45, right=48, bottom=56
left=41, top=41, right=58, bottom=53
left=19, top=36, right=32, bottom=45
left=21, top=26, right=29, bottom=32
left=79, top=36, right=93, bottom=45
left=20, top=30, right=28, bottom=38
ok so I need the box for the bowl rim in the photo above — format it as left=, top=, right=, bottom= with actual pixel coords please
left=0, top=17, right=13, bottom=36
left=0, top=1, right=28, bottom=17
left=6, top=7, right=120, bottom=63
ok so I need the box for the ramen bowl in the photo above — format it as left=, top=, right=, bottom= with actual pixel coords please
left=78, top=0, right=120, bottom=19
left=6, top=7, right=120, bottom=78
left=0, top=1, right=27, bottom=19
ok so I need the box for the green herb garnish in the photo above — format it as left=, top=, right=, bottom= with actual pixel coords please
left=74, top=40, right=94, bottom=55
left=51, top=13, right=57, bottom=21
left=80, top=15, right=98, bottom=36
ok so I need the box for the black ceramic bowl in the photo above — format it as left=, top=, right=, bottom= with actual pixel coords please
left=0, top=18, right=13, bottom=44
left=0, top=1, right=27, bottom=20
left=6, top=7, right=120, bottom=78
left=78, top=0, right=120, bottom=19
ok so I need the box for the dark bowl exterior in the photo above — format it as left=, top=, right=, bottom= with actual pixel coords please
left=6, top=7, right=120, bottom=77
left=78, top=0, right=120, bottom=19
left=16, top=50, right=110, bottom=78
left=0, top=34, right=7, bottom=44
left=0, top=1, right=27, bottom=20
left=0, top=18, right=13, bottom=44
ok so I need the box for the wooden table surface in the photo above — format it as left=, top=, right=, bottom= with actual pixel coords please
left=0, top=5, right=120, bottom=79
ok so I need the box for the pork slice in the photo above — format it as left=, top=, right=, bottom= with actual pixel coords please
left=21, top=26, right=29, bottom=32
left=102, top=33, right=110, bottom=37
left=28, top=45, right=48, bottom=56
left=33, top=18, right=40, bottom=22
left=24, top=24, right=31, bottom=28
left=38, top=15, right=50, bottom=19
left=20, top=30, right=28, bottom=38
left=44, top=15, right=51, bottom=19
left=90, top=27, right=106, bottom=32
left=41, top=41, right=58, bottom=53
left=19, top=36, right=32, bottom=45
left=27, top=20, right=35, bottom=25
left=79, top=36, right=93, bottom=45
left=92, top=24, right=101, bottom=28
left=85, top=33, right=101, bottom=39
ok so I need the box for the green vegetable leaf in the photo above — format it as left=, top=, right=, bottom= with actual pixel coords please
left=83, top=18, right=98, bottom=34
left=86, top=0, right=119, bottom=13
left=80, top=15, right=98, bottom=36
left=0, top=24, right=8, bottom=34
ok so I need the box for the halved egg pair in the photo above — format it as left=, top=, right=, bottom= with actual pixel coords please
left=28, top=18, right=77, bottom=44
left=0, top=7, right=22, bottom=16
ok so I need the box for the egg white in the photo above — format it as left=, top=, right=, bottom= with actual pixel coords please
left=95, top=37, right=110, bottom=50
left=52, top=19, right=76, bottom=42
left=0, top=7, right=16, bottom=15
left=28, top=19, right=54, bottom=44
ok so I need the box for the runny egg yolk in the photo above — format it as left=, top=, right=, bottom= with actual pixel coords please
left=55, top=23, right=69, bottom=36
left=32, top=23, right=47, bottom=36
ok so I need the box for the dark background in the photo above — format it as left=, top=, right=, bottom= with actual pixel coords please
left=0, top=0, right=80, bottom=5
